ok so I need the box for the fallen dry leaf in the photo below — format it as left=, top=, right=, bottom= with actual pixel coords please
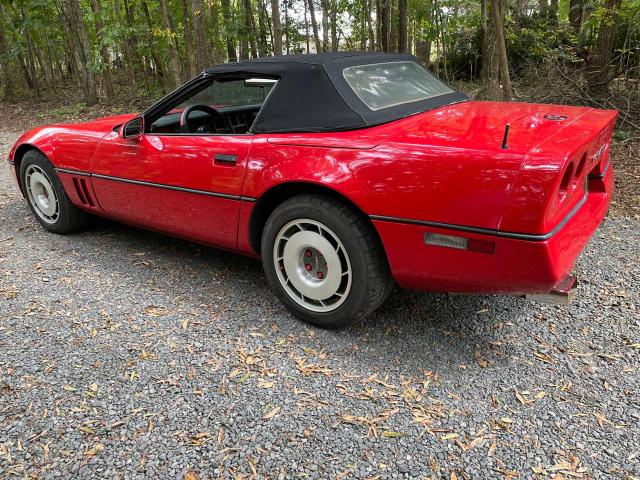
left=184, top=471, right=199, bottom=480
left=143, top=306, right=169, bottom=317
left=263, top=406, right=281, bottom=420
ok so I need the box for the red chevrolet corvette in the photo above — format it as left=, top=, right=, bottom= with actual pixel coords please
left=7, top=52, right=616, bottom=327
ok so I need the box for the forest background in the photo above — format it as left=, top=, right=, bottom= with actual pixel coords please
left=0, top=0, right=638, bottom=214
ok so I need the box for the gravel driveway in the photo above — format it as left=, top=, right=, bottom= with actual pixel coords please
left=0, top=130, right=638, bottom=479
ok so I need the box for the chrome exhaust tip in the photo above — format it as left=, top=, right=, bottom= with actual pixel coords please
left=526, top=275, right=578, bottom=305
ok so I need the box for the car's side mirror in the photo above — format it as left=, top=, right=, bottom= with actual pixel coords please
left=120, top=117, right=144, bottom=140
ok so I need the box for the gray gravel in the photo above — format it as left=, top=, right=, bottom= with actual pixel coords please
left=0, top=130, right=639, bottom=479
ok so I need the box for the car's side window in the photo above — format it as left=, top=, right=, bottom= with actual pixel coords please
left=147, top=77, right=277, bottom=136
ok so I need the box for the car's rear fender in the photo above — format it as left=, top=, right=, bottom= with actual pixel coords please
left=243, top=180, right=380, bottom=257
left=238, top=136, right=387, bottom=257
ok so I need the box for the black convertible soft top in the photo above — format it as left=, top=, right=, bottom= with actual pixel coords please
left=204, top=52, right=468, bottom=134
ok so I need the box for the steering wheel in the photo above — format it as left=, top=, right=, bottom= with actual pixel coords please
left=179, top=104, right=230, bottom=133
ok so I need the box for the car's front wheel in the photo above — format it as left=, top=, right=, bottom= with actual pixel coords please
left=19, top=150, right=92, bottom=233
left=261, top=194, right=393, bottom=328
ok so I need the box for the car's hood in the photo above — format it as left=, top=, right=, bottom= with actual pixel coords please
left=58, top=113, right=138, bottom=135
left=382, top=100, right=597, bottom=154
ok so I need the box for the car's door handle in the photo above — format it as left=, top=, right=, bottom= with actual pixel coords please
left=214, top=153, right=237, bottom=165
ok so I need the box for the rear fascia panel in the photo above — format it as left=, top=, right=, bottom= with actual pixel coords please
left=375, top=166, right=613, bottom=293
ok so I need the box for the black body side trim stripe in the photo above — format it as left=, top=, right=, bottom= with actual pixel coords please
left=55, top=168, right=256, bottom=202
left=370, top=190, right=589, bottom=242
left=56, top=167, right=91, bottom=177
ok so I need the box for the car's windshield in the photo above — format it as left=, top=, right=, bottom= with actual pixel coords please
left=147, top=77, right=277, bottom=134
left=343, top=61, right=454, bottom=111
left=176, top=77, right=276, bottom=110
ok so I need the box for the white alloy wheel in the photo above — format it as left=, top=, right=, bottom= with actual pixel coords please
left=272, top=218, right=352, bottom=312
left=25, top=164, right=59, bottom=224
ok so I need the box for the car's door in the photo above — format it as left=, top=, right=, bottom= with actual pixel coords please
left=90, top=76, right=271, bottom=250
left=91, top=133, right=250, bottom=250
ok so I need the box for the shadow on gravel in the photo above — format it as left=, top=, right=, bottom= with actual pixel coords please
left=2, top=196, right=526, bottom=374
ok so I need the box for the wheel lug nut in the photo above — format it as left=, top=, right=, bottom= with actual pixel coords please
left=317, top=272, right=324, bottom=279
left=305, top=264, right=312, bottom=271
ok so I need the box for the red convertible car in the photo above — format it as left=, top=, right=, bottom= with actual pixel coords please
left=8, top=52, right=616, bottom=328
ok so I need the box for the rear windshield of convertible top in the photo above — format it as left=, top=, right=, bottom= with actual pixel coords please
left=343, top=61, right=455, bottom=111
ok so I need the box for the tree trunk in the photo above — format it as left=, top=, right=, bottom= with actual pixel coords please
left=548, top=0, right=558, bottom=25
left=20, top=7, right=40, bottom=97
left=284, top=1, right=290, bottom=53
left=192, top=0, right=210, bottom=71
left=59, top=6, right=80, bottom=80
left=160, top=0, right=183, bottom=88
left=360, top=0, right=366, bottom=50
left=587, top=0, right=622, bottom=95
left=366, top=0, right=375, bottom=51
left=123, top=0, right=145, bottom=80
left=271, top=0, right=283, bottom=55
left=416, top=2, right=432, bottom=65
left=43, top=32, right=57, bottom=87
left=538, top=0, right=547, bottom=17
left=33, top=43, right=49, bottom=90
left=568, top=0, right=584, bottom=33
left=380, top=0, right=390, bottom=52
left=210, top=0, right=222, bottom=64
left=257, top=0, right=270, bottom=57
left=64, top=0, right=97, bottom=105
left=330, top=0, right=338, bottom=50
left=389, top=0, right=398, bottom=53
left=398, top=0, right=407, bottom=52
left=304, top=0, right=311, bottom=53
left=307, top=0, right=322, bottom=53
left=375, top=0, right=381, bottom=50
left=244, top=0, right=259, bottom=58
left=238, top=3, right=249, bottom=58
left=180, top=0, right=197, bottom=77
left=220, top=0, right=237, bottom=61
left=113, top=0, right=136, bottom=83
left=478, top=0, right=501, bottom=100
left=141, top=0, right=165, bottom=78
left=18, top=53, right=36, bottom=90
left=491, top=0, right=511, bottom=101
left=321, top=0, right=329, bottom=52
left=0, top=10, right=14, bottom=97
left=89, top=0, right=115, bottom=101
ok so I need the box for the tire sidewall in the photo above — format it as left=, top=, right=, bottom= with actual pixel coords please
left=19, top=151, right=75, bottom=233
left=261, top=200, right=371, bottom=328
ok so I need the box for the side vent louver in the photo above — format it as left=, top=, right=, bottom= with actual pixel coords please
left=72, top=177, right=95, bottom=207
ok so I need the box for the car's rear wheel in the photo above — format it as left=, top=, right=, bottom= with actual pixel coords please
left=261, top=194, right=393, bottom=328
left=19, top=150, right=92, bottom=233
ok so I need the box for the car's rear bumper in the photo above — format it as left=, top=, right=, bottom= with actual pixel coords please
left=372, top=164, right=613, bottom=294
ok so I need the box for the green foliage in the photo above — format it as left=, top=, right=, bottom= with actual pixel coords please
left=0, top=0, right=638, bottom=103
left=613, top=129, right=632, bottom=140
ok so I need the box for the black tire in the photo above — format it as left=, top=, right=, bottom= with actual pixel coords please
left=261, top=194, right=394, bottom=328
left=19, top=150, right=93, bottom=234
